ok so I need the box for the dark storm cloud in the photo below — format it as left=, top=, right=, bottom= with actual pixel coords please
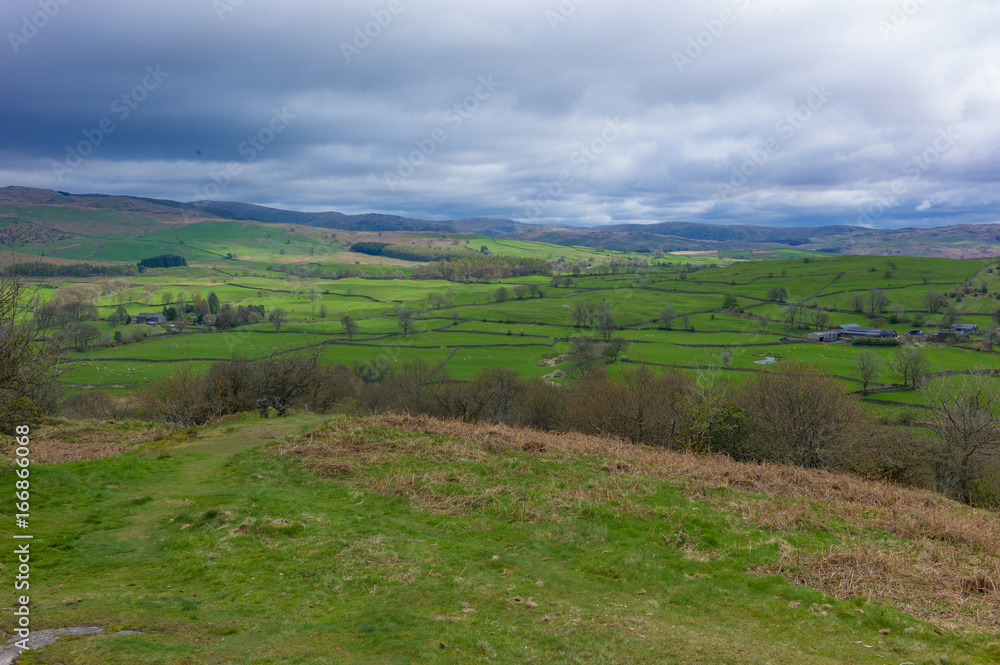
left=1, top=0, right=998, bottom=227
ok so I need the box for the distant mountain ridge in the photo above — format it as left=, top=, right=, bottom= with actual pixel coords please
left=3, top=186, right=1000, bottom=258
left=185, top=199, right=525, bottom=235
left=601, top=221, right=856, bottom=243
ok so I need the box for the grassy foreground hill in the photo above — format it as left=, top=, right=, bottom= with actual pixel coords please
left=3, top=412, right=1000, bottom=663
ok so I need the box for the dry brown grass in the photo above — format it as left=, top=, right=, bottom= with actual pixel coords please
left=278, top=418, right=653, bottom=523
left=4, top=420, right=170, bottom=464
left=280, top=413, right=1000, bottom=631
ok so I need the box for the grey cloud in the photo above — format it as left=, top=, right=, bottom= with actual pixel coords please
left=1, top=0, right=997, bottom=227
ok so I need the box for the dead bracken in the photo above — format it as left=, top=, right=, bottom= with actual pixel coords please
left=278, top=413, right=1000, bottom=631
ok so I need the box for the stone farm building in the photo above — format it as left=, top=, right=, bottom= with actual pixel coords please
left=136, top=312, right=166, bottom=325
left=807, top=330, right=841, bottom=343
left=835, top=323, right=897, bottom=338
left=951, top=323, right=979, bottom=335
left=807, top=324, right=898, bottom=343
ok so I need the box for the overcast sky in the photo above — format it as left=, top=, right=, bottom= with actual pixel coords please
left=1, top=0, right=998, bottom=228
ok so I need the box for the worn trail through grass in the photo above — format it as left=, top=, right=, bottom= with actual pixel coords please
left=6, top=413, right=1000, bottom=664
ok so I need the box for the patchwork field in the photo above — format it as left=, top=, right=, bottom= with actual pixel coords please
left=33, top=248, right=998, bottom=413
left=8, top=207, right=1000, bottom=663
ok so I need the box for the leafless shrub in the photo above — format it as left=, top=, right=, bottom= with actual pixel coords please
left=734, top=361, right=865, bottom=469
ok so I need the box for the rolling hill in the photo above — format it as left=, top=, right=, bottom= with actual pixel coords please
left=3, top=185, right=1000, bottom=258
left=6, top=411, right=1000, bottom=663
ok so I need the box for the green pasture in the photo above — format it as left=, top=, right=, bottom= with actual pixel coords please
left=8, top=414, right=996, bottom=663
left=61, top=359, right=217, bottom=390
left=27, top=251, right=1000, bottom=401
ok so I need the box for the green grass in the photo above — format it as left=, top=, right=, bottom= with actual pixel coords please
left=4, top=413, right=999, bottom=663
left=43, top=251, right=1000, bottom=404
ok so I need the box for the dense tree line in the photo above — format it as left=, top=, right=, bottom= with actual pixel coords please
left=412, top=254, right=551, bottom=281
left=137, top=254, right=188, bottom=270
left=6, top=262, right=132, bottom=277
left=350, top=242, right=472, bottom=262
left=349, top=242, right=391, bottom=255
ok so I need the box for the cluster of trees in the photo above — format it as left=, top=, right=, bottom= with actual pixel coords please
left=570, top=301, right=619, bottom=340
left=411, top=255, right=551, bottom=282
left=7, top=262, right=132, bottom=277
left=782, top=298, right=830, bottom=332
left=657, top=306, right=691, bottom=331
left=350, top=242, right=471, bottom=263
left=213, top=304, right=266, bottom=330
left=493, top=284, right=543, bottom=302
left=137, top=254, right=188, bottom=270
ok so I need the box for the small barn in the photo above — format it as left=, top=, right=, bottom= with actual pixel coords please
left=951, top=323, right=979, bottom=335
left=808, top=330, right=841, bottom=343
left=136, top=312, right=166, bottom=325
left=836, top=324, right=897, bottom=338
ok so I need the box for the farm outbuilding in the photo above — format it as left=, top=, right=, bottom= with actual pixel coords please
left=807, top=330, right=841, bottom=343
left=136, top=312, right=166, bottom=325
left=836, top=324, right=897, bottom=338
left=951, top=323, right=979, bottom=335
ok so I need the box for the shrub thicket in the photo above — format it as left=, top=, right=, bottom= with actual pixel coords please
left=850, top=337, right=900, bottom=347
left=84, top=353, right=1000, bottom=507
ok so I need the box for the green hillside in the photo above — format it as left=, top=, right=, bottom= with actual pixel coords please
left=4, top=412, right=1000, bottom=663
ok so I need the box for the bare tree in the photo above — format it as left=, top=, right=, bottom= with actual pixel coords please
left=783, top=300, right=806, bottom=331
left=65, top=322, right=100, bottom=351
left=938, top=304, right=963, bottom=329
left=812, top=308, right=830, bottom=331
left=596, top=309, right=618, bottom=342
left=428, top=294, right=452, bottom=309
left=853, top=350, right=881, bottom=395
left=303, top=285, right=321, bottom=311
left=892, top=348, right=928, bottom=390
left=268, top=307, right=288, bottom=331
left=923, top=290, right=948, bottom=314
left=923, top=373, right=1000, bottom=503
left=572, top=301, right=596, bottom=328
left=735, top=361, right=864, bottom=469
left=0, top=269, right=58, bottom=430
left=865, top=287, right=889, bottom=316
